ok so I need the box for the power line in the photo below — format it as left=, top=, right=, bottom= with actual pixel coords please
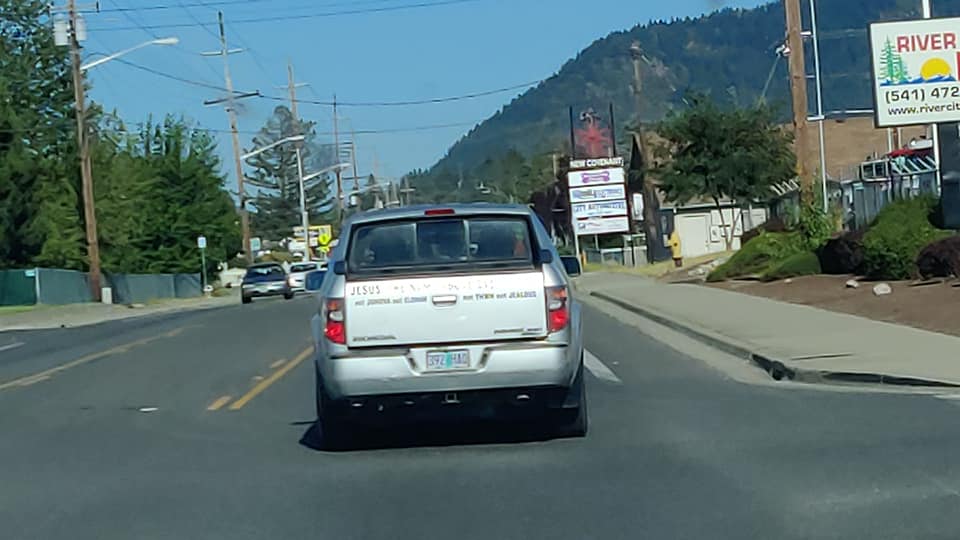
left=257, top=80, right=541, bottom=107
left=89, top=0, right=480, bottom=31
left=97, top=0, right=403, bottom=13
left=111, top=57, right=251, bottom=93
left=99, top=55, right=539, bottom=108
left=0, top=120, right=478, bottom=136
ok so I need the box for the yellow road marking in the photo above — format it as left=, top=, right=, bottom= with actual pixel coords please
left=0, top=326, right=187, bottom=392
left=269, top=359, right=286, bottom=369
left=228, top=347, right=312, bottom=411
left=207, top=395, right=232, bottom=411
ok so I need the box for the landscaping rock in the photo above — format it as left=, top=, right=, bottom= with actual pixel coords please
left=873, top=283, right=893, bottom=296
left=917, top=236, right=960, bottom=279
left=845, top=279, right=860, bottom=289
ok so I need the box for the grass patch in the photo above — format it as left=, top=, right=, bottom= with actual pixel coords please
left=761, top=251, right=821, bottom=282
left=0, top=305, right=40, bottom=315
left=708, top=232, right=807, bottom=282
left=585, top=252, right=732, bottom=279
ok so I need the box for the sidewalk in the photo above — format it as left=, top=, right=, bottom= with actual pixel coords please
left=0, top=292, right=238, bottom=332
left=579, top=272, right=960, bottom=387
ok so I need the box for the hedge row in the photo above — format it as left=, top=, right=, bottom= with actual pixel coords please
left=711, top=197, right=956, bottom=282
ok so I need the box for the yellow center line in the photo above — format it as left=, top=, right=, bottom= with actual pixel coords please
left=228, top=346, right=313, bottom=411
left=207, top=395, right=233, bottom=411
left=0, top=326, right=189, bottom=392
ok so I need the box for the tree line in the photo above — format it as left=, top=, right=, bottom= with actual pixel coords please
left=0, top=1, right=337, bottom=276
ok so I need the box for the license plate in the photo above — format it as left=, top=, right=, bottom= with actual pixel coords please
left=425, top=350, right=470, bottom=371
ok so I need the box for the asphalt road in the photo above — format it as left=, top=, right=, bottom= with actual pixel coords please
left=3, top=294, right=960, bottom=539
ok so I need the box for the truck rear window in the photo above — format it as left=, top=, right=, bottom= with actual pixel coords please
left=347, top=217, right=534, bottom=274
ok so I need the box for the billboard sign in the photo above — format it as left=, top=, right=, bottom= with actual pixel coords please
left=567, top=167, right=626, bottom=188
left=574, top=216, right=630, bottom=235
left=569, top=185, right=626, bottom=203
left=572, top=200, right=628, bottom=219
left=870, top=18, right=960, bottom=126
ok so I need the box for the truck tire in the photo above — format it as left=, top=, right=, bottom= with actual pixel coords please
left=553, top=361, right=588, bottom=438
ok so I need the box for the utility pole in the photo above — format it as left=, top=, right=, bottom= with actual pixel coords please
left=286, top=60, right=312, bottom=259
left=630, top=41, right=660, bottom=264
left=67, top=0, right=102, bottom=301
left=784, top=0, right=813, bottom=200
left=350, top=127, right=361, bottom=207
left=211, top=12, right=251, bottom=262
left=333, top=95, right=344, bottom=225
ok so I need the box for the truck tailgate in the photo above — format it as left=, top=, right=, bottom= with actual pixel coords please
left=345, top=271, right=547, bottom=348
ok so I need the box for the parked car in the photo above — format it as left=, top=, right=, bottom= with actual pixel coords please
left=308, top=204, right=585, bottom=448
left=288, top=261, right=324, bottom=293
left=241, top=263, right=294, bottom=304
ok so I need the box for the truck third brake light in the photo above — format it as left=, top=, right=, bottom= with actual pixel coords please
left=424, top=208, right=456, bottom=216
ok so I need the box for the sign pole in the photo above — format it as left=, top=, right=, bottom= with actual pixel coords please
left=197, top=235, right=208, bottom=295
left=921, top=0, right=943, bottom=192
left=200, top=248, right=208, bottom=293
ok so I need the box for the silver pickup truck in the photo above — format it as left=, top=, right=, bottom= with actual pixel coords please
left=307, top=203, right=586, bottom=448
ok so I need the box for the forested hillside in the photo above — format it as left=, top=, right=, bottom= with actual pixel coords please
left=426, top=0, right=953, bottom=182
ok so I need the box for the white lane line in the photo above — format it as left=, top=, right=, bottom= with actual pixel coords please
left=584, top=350, right=622, bottom=384
left=0, top=342, right=24, bottom=353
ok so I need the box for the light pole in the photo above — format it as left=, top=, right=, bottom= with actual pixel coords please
left=921, top=0, right=942, bottom=193
left=806, top=0, right=828, bottom=212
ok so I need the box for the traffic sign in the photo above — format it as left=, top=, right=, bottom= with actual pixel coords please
left=197, top=235, right=207, bottom=249
left=250, top=237, right=262, bottom=252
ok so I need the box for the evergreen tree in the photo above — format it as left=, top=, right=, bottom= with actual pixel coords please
left=246, top=106, right=334, bottom=241
left=0, top=0, right=81, bottom=268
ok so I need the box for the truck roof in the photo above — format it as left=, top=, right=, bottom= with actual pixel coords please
left=344, top=203, right=534, bottom=226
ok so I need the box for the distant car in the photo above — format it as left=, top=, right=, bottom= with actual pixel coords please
left=241, top=263, right=294, bottom=304
left=288, top=261, right=324, bottom=293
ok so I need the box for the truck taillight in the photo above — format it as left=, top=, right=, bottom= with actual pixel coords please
left=546, top=286, right=569, bottom=333
left=324, top=298, right=346, bottom=345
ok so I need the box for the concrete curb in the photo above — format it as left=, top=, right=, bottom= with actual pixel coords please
left=588, top=291, right=960, bottom=389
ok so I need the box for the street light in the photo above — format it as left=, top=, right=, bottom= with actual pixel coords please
left=240, top=134, right=305, bottom=160
left=302, top=162, right=352, bottom=183
left=80, top=37, right=179, bottom=71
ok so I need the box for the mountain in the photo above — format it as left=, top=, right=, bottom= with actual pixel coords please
left=427, top=0, right=948, bottom=177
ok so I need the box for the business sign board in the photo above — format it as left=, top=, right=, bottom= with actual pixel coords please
left=870, top=18, right=960, bottom=126
left=569, top=184, right=626, bottom=203
left=574, top=216, right=631, bottom=235
left=572, top=200, right=628, bottom=219
left=567, top=166, right=626, bottom=188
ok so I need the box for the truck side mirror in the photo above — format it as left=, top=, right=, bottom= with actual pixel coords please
left=304, top=270, right=326, bottom=292
left=560, top=255, right=582, bottom=277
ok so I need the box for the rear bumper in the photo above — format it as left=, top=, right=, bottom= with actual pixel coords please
left=318, top=342, right=578, bottom=400
left=242, top=284, right=290, bottom=297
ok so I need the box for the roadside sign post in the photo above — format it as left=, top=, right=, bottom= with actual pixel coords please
left=567, top=157, right=630, bottom=266
left=197, top=235, right=208, bottom=295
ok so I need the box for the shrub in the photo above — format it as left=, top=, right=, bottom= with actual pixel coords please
left=740, top=216, right=789, bottom=246
left=762, top=251, right=821, bottom=281
left=707, top=231, right=807, bottom=281
left=862, top=197, right=951, bottom=279
left=916, top=235, right=960, bottom=279
left=817, top=230, right=866, bottom=275
left=798, top=203, right=834, bottom=250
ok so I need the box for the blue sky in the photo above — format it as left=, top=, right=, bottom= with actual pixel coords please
left=85, top=0, right=769, bottom=181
